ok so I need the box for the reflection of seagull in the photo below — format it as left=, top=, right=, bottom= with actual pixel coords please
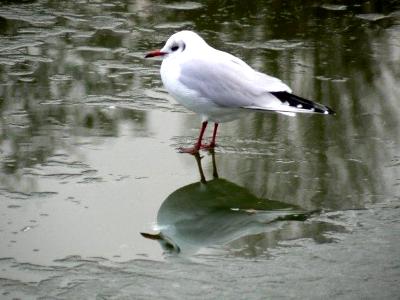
left=145, top=30, right=334, bottom=154
left=141, top=152, right=311, bottom=256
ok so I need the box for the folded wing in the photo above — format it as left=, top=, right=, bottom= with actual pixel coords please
left=179, top=56, right=334, bottom=116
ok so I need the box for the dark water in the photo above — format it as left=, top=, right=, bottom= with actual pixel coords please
left=0, top=0, right=400, bottom=299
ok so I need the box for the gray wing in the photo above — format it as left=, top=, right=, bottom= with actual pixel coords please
left=178, top=58, right=290, bottom=108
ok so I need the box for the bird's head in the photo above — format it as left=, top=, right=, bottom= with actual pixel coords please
left=145, top=30, right=207, bottom=59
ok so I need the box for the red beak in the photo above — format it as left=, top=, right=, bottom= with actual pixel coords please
left=145, top=50, right=167, bottom=58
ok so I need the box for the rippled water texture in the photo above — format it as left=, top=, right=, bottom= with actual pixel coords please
left=1, top=0, right=400, bottom=299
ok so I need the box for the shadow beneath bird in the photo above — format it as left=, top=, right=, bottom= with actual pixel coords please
left=141, top=151, right=315, bottom=256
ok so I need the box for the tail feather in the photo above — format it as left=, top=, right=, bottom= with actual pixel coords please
left=270, top=91, right=335, bottom=115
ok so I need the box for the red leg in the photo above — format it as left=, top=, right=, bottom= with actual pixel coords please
left=179, top=121, right=208, bottom=154
left=201, top=123, right=219, bottom=150
left=211, top=123, right=219, bottom=147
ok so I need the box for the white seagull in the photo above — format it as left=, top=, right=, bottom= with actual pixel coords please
left=145, top=30, right=334, bottom=154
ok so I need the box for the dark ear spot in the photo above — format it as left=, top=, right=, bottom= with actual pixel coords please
left=171, top=43, right=179, bottom=51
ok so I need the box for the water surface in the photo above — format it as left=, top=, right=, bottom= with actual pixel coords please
left=0, top=0, right=399, bottom=298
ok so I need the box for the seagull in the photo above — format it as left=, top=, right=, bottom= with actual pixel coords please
left=145, top=30, right=334, bottom=154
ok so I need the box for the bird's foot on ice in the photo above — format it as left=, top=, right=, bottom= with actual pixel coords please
left=178, top=146, right=200, bottom=155
left=200, top=143, right=216, bottom=150
left=178, top=142, right=216, bottom=154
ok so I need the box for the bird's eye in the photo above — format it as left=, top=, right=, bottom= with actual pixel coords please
left=171, top=45, right=179, bottom=51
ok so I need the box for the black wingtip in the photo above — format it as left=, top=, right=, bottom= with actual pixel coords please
left=327, top=106, right=336, bottom=115
left=271, top=91, right=335, bottom=115
left=323, top=103, right=336, bottom=115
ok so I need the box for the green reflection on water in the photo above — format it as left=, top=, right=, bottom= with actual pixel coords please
left=142, top=152, right=342, bottom=257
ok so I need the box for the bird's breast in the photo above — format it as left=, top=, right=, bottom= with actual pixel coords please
left=161, top=59, right=211, bottom=109
left=160, top=59, right=186, bottom=98
left=160, top=58, right=243, bottom=123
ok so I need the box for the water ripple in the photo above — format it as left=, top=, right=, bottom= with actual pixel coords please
left=160, top=2, right=203, bottom=10
left=226, top=40, right=305, bottom=51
